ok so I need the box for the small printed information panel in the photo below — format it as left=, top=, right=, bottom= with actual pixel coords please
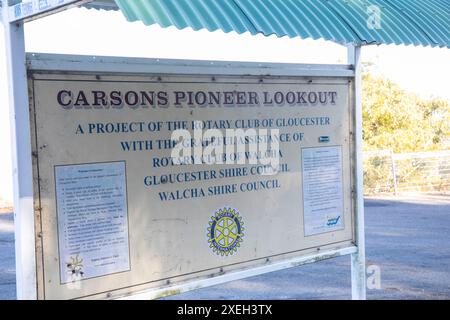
left=302, top=146, right=344, bottom=236
left=29, top=60, right=355, bottom=299
left=55, top=162, right=130, bottom=283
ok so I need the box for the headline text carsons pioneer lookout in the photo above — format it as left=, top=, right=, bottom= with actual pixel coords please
left=57, top=89, right=339, bottom=109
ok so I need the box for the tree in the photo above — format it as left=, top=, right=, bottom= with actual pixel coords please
left=362, top=74, right=450, bottom=153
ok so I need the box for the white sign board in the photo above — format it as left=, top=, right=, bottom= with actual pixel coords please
left=302, top=146, right=344, bottom=236
left=54, top=161, right=130, bottom=283
left=28, top=56, right=357, bottom=299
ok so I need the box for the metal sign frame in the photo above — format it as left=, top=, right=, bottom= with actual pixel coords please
left=28, top=53, right=360, bottom=300
left=8, top=0, right=91, bottom=22
left=1, top=1, right=366, bottom=300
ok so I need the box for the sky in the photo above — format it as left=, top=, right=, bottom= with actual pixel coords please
left=0, top=7, right=449, bottom=203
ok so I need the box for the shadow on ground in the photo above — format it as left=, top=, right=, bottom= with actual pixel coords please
left=0, top=211, right=16, bottom=300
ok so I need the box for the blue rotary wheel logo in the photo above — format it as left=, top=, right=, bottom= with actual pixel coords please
left=207, top=207, right=244, bottom=256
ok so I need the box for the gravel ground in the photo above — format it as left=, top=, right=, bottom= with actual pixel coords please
left=1, top=194, right=449, bottom=300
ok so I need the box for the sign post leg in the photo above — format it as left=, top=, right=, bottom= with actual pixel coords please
left=1, top=0, right=37, bottom=300
left=348, top=44, right=366, bottom=300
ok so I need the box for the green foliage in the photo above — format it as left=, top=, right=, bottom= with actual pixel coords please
left=362, top=74, right=450, bottom=153
left=362, top=74, right=450, bottom=194
left=363, top=155, right=394, bottom=193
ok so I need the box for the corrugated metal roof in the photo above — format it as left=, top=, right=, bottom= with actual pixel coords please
left=114, top=0, right=450, bottom=48
left=83, top=0, right=119, bottom=11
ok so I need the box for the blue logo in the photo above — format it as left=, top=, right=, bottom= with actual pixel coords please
left=207, top=207, right=244, bottom=256
left=327, top=216, right=341, bottom=226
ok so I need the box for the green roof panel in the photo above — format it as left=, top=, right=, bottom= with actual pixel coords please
left=114, top=0, right=450, bottom=47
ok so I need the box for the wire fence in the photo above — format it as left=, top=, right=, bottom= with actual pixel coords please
left=363, top=150, right=450, bottom=195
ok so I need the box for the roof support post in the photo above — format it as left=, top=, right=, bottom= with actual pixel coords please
left=1, top=0, right=37, bottom=300
left=348, top=44, right=366, bottom=300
